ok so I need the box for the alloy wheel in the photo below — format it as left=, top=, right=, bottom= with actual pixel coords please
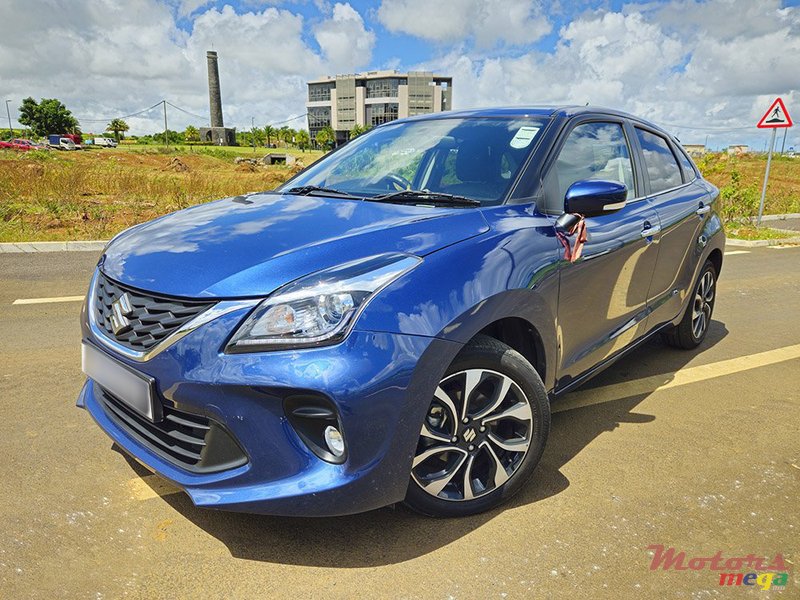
left=692, top=270, right=715, bottom=339
left=412, top=369, right=534, bottom=502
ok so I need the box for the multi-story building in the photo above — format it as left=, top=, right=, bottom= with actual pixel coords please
left=306, top=70, right=453, bottom=144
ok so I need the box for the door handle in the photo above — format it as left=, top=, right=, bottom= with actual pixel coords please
left=641, top=224, right=661, bottom=238
left=696, top=205, right=711, bottom=215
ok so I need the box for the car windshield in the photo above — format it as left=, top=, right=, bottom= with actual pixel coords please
left=281, top=117, right=548, bottom=206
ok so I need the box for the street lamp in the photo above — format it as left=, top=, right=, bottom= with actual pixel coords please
left=5, top=100, right=13, bottom=137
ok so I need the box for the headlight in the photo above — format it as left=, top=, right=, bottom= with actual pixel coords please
left=225, top=253, right=420, bottom=353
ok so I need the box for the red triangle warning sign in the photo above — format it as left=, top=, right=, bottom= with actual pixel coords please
left=757, top=97, right=793, bottom=128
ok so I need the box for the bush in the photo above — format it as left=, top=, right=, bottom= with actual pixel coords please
left=718, top=167, right=759, bottom=224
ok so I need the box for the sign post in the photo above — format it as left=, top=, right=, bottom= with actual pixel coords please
left=756, top=97, right=793, bottom=225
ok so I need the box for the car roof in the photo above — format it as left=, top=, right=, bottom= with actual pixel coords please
left=392, top=105, right=674, bottom=137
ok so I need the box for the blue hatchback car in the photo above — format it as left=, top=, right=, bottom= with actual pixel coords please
left=78, top=106, right=724, bottom=517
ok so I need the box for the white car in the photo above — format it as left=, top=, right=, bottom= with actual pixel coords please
left=94, top=137, right=118, bottom=148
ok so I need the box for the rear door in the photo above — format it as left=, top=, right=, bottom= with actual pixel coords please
left=631, top=127, right=709, bottom=328
left=547, top=118, right=660, bottom=389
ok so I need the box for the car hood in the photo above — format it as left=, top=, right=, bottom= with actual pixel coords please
left=100, top=193, right=489, bottom=298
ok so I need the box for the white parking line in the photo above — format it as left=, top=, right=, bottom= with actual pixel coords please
left=12, top=295, right=84, bottom=305
left=724, top=250, right=750, bottom=256
left=553, top=343, right=800, bottom=413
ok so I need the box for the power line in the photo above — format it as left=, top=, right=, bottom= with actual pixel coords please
left=76, top=102, right=164, bottom=123
left=165, top=101, right=208, bottom=121
left=657, top=122, right=754, bottom=132
left=265, top=113, right=307, bottom=127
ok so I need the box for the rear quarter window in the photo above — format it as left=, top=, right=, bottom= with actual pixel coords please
left=635, top=128, right=683, bottom=193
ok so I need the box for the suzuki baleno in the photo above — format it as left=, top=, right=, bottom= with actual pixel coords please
left=78, top=107, right=724, bottom=517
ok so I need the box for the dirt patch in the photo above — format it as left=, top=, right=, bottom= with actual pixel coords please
left=163, top=157, right=190, bottom=172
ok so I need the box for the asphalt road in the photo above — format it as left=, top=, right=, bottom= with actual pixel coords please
left=1, top=247, right=798, bottom=599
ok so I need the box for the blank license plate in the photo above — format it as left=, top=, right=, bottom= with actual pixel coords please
left=81, top=343, right=157, bottom=421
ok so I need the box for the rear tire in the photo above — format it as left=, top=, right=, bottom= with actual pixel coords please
left=663, top=260, right=717, bottom=350
left=403, top=335, right=550, bottom=517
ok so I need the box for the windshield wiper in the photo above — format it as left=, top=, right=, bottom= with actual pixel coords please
left=284, top=185, right=363, bottom=199
left=369, top=189, right=480, bottom=207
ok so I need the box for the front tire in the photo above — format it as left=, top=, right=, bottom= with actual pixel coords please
left=663, top=260, right=717, bottom=350
left=404, top=335, right=550, bottom=517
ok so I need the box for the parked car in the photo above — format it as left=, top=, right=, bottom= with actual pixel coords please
left=78, top=106, right=724, bottom=517
left=94, top=137, right=118, bottom=148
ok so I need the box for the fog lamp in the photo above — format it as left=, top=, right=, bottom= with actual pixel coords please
left=324, top=425, right=345, bottom=458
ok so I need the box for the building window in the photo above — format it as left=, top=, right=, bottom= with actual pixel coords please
left=366, top=103, right=399, bottom=126
left=365, top=78, right=400, bottom=99
left=308, top=83, right=334, bottom=102
left=308, top=106, right=331, bottom=137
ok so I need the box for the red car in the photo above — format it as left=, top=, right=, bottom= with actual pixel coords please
left=0, top=139, right=43, bottom=151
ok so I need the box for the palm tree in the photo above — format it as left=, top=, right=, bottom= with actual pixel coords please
left=106, top=118, right=129, bottom=142
left=295, top=129, right=310, bottom=152
left=264, top=125, right=277, bottom=148
left=315, top=125, right=335, bottom=149
left=184, top=125, right=199, bottom=142
left=279, top=125, right=290, bottom=147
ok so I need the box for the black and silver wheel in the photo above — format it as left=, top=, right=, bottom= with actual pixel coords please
left=404, top=335, right=550, bottom=517
left=663, top=259, right=717, bottom=349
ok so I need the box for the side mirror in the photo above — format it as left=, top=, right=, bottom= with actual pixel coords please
left=564, top=180, right=627, bottom=217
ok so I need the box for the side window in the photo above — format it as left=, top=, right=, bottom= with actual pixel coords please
left=635, top=129, right=683, bottom=193
left=675, top=146, right=697, bottom=183
left=544, top=122, right=635, bottom=213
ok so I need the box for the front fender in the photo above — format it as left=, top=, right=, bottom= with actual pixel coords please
left=356, top=205, right=562, bottom=390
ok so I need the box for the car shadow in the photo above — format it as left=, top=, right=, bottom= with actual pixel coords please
left=121, top=320, right=728, bottom=568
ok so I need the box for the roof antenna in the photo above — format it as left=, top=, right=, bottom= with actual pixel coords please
left=585, top=101, right=589, bottom=106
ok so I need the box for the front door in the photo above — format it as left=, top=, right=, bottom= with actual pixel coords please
left=545, top=120, right=660, bottom=390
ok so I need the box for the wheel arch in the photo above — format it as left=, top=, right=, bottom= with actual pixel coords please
left=476, top=317, right=547, bottom=383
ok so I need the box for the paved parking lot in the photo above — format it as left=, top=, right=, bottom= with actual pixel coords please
left=1, top=247, right=798, bottom=599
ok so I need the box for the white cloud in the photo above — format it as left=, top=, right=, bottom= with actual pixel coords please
left=418, top=0, right=799, bottom=147
left=314, top=3, right=376, bottom=70
left=377, top=0, right=552, bottom=47
left=178, top=0, right=214, bottom=18
left=0, top=0, right=374, bottom=135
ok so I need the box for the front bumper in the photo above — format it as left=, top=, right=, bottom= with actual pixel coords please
left=78, top=299, right=462, bottom=516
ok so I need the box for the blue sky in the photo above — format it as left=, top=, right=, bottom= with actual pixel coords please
left=1, top=0, right=798, bottom=149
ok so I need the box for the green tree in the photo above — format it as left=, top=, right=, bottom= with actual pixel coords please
left=184, top=125, right=199, bottom=142
left=295, top=129, right=310, bottom=152
left=278, top=125, right=292, bottom=148
left=18, top=97, right=78, bottom=137
left=349, top=124, right=371, bottom=139
left=264, top=125, right=277, bottom=147
left=106, top=118, right=129, bottom=142
left=315, top=125, right=335, bottom=149
left=285, top=128, right=297, bottom=147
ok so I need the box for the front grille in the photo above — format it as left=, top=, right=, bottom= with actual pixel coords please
left=98, top=388, right=248, bottom=473
left=94, top=273, right=215, bottom=352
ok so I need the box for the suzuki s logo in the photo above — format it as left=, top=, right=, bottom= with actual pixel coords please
left=463, top=427, right=477, bottom=443
left=110, top=292, right=134, bottom=335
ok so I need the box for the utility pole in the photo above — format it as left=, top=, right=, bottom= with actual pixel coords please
left=162, top=100, right=169, bottom=148
left=757, top=128, right=777, bottom=226
left=704, top=134, right=709, bottom=152
left=780, top=128, right=788, bottom=155
left=251, top=117, right=255, bottom=153
left=5, top=100, right=13, bottom=137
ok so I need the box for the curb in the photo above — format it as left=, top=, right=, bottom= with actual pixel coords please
left=751, top=213, right=800, bottom=222
left=0, top=241, right=107, bottom=253
left=726, top=236, right=800, bottom=247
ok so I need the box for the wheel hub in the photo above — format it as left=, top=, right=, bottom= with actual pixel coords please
left=412, top=368, right=534, bottom=502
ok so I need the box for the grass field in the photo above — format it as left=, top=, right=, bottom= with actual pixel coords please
left=0, top=145, right=323, bottom=242
left=0, top=146, right=798, bottom=242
